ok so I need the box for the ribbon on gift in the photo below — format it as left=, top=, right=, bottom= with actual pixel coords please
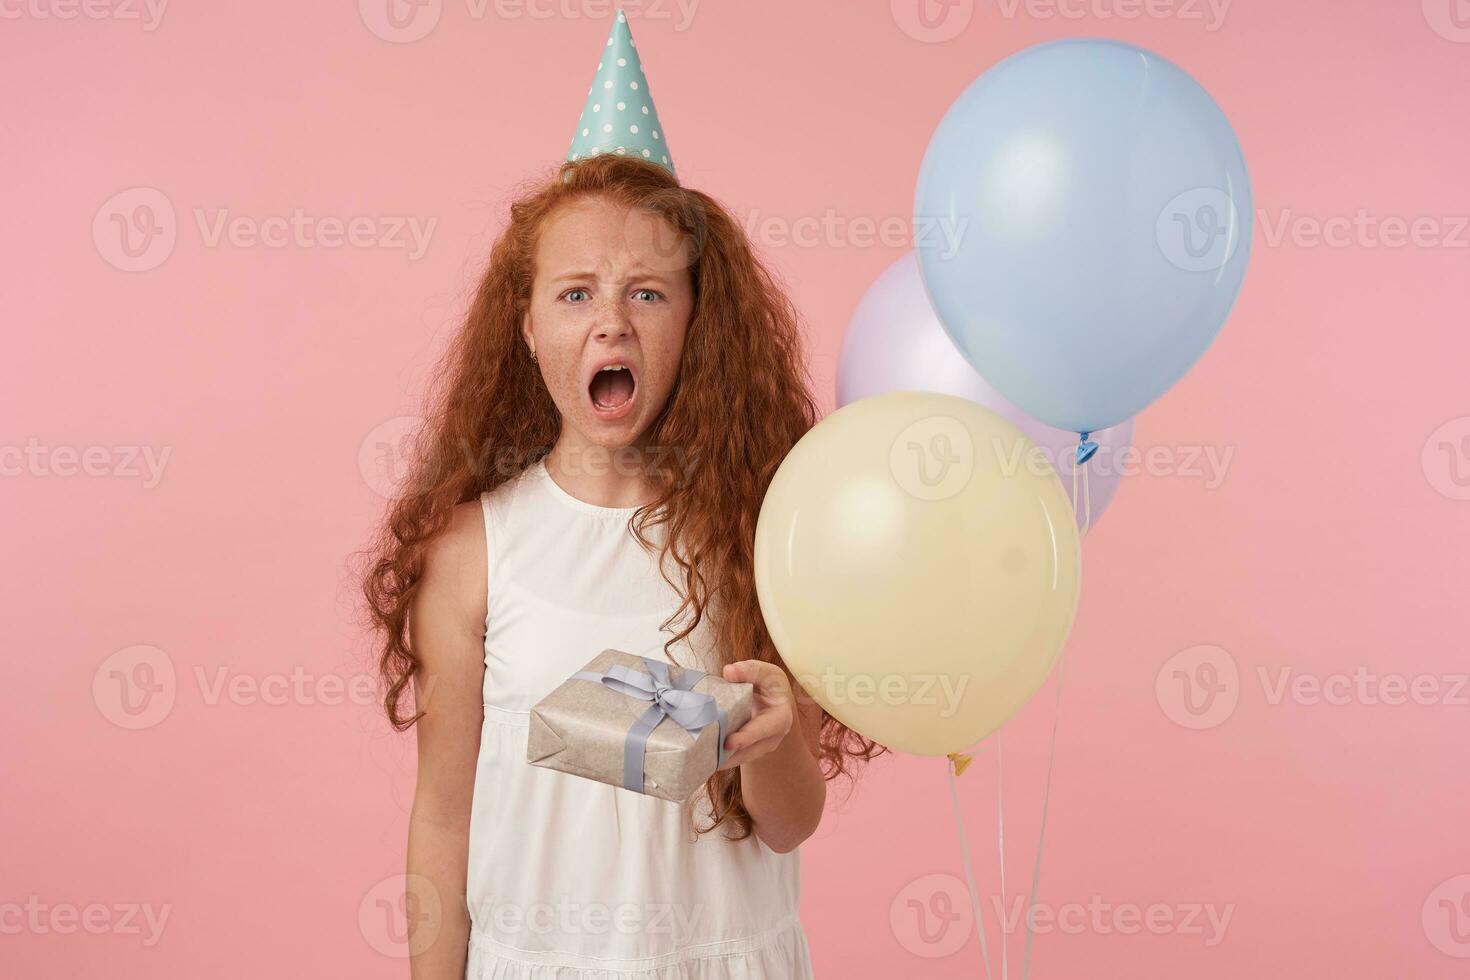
left=570, top=656, right=731, bottom=794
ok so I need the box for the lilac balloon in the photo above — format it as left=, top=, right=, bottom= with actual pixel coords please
left=837, top=252, right=1133, bottom=531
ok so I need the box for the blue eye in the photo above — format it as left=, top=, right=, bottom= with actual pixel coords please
left=562, top=288, right=590, bottom=303
left=633, top=289, right=662, bottom=302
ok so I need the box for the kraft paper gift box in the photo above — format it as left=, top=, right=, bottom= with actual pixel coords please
left=527, top=649, right=754, bottom=804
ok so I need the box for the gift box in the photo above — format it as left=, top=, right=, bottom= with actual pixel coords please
left=527, top=649, right=754, bottom=803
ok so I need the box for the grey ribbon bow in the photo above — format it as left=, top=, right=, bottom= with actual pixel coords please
left=571, top=656, right=731, bottom=794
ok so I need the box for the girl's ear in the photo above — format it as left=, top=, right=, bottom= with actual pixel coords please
left=520, top=311, right=534, bottom=356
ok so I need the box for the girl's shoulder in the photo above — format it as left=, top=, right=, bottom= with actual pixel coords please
left=417, top=499, right=490, bottom=629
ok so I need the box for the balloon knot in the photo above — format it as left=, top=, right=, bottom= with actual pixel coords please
left=1076, top=432, right=1099, bottom=466
left=947, top=751, right=973, bottom=777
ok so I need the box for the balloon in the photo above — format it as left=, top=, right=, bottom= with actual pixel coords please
left=837, top=251, right=1134, bottom=530
left=914, top=38, right=1253, bottom=435
left=754, top=391, right=1081, bottom=755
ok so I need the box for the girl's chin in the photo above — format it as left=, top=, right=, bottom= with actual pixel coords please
left=581, top=407, right=639, bottom=435
left=570, top=418, right=647, bottom=452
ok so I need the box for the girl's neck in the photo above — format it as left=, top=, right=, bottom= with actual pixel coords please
left=542, top=441, right=659, bottom=510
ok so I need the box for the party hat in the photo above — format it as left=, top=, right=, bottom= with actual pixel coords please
left=566, top=10, right=675, bottom=174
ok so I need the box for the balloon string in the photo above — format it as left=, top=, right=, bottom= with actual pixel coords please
left=996, top=730, right=1008, bottom=980
left=946, top=760, right=994, bottom=980
left=1021, top=449, right=1084, bottom=978
left=1019, top=640, right=1071, bottom=980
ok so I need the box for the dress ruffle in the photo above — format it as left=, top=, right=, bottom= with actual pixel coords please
left=465, top=914, right=813, bottom=979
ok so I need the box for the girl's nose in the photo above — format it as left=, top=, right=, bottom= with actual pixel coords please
left=593, top=299, right=633, bottom=339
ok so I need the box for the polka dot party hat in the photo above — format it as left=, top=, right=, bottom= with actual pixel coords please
left=567, top=10, right=674, bottom=174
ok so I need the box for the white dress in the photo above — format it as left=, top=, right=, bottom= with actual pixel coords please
left=464, top=457, right=814, bottom=979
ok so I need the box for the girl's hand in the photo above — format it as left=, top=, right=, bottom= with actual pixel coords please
left=716, top=660, right=795, bottom=770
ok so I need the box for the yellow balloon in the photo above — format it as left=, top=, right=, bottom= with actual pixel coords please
left=754, top=392, right=1081, bottom=756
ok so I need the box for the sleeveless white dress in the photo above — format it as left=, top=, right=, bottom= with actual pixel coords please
left=464, top=457, right=814, bottom=978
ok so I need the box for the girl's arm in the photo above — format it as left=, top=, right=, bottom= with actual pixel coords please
left=405, top=501, right=488, bottom=979
left=719, top=660, right=827, bottom=854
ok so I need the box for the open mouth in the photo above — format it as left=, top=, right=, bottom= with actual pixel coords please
left=588, top=363, right=637, bottom=418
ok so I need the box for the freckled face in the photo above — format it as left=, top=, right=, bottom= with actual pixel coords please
left=523, top=196, right=694, bottom=453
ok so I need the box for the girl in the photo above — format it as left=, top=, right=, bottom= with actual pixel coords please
left=363, top=152, right=883, bottom=977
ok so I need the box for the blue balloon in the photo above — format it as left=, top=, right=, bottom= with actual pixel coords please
left=914, top=38, right=1252, bottom=435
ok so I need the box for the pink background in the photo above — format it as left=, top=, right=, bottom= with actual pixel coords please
left=4, top=1, right=1469, bottom=976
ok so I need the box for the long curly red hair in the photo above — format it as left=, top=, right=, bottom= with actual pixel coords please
left=362, top=153, right=886, bottom=839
